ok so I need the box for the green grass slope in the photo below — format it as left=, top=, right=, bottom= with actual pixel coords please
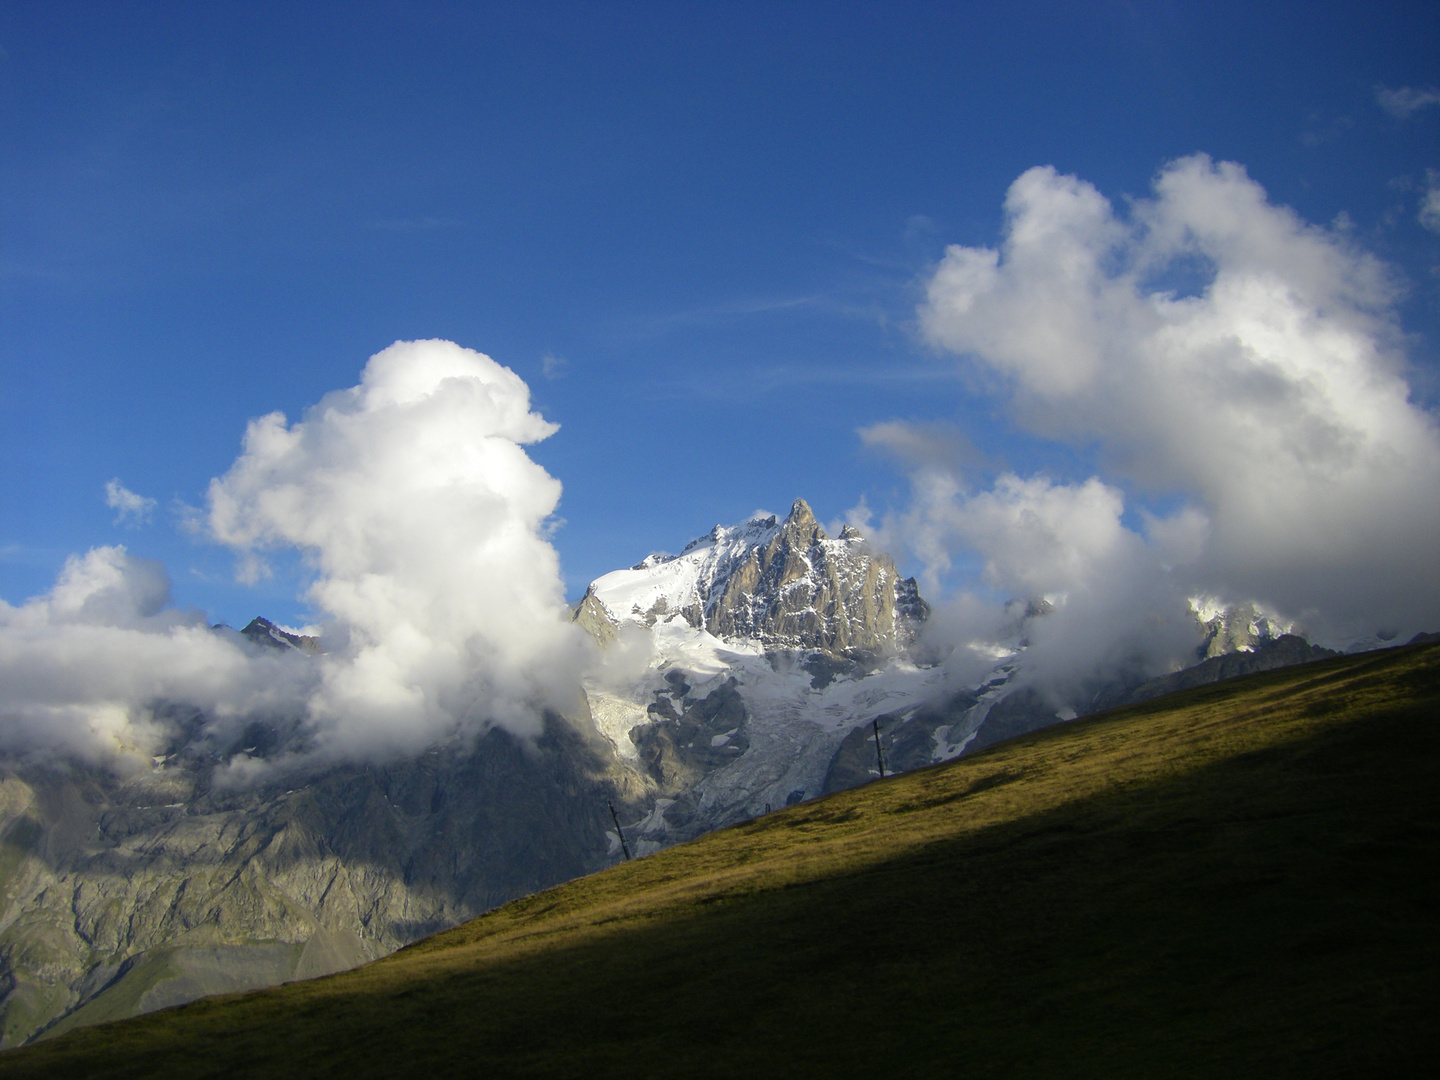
left=4, top=643, right=1438, bottom=1079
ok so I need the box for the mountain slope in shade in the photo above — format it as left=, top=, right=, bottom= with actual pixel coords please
left=0, top=711, right=636, bottom=1048
left=8, top=642, right=1436, bottom=1078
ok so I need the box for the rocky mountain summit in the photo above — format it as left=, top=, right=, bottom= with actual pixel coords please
left=575, top=499, right=927, bottom=657
left=238, top=617, right=321, bottom=654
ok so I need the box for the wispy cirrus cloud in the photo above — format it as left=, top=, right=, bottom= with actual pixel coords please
left=105, top=479, right=156, bottom=526
left=1375, top=85, right=1440, bottom=119
left=648, top=360, right=954, bottom=402
left=622, top=294, right=824, bottom=342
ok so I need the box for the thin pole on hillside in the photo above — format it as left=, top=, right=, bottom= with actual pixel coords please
left=873, top=718, right=886, bottom=779
left=608, top=800, right=632, bottom=861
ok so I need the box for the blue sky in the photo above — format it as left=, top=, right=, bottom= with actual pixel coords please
left=3, top=1, right=1438, bottom=632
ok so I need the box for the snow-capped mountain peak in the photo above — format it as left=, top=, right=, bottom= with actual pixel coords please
left=571, top=502, right=1379, bottom=858
left=575, top=499, right=927, bottom=655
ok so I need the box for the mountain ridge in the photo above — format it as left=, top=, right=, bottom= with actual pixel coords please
left=574, top=498, right=928, bottom=656
left=1, top=495, right=1422, bottom=1048
left=7, top=640, right=1436, bottom=1077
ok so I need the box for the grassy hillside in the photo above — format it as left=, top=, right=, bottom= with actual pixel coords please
left=3, top=643, right=1437, bottom=1079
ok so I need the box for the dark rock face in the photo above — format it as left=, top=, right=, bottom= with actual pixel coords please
left=239, top=617, right=321, bottom=654
left=0, top=713, right=632, bottom=1047
left=824, top=722, right=886, bottom=793
left=822, top=691, right=980, bottom=795
left=962, top=686, right=1067, bottom=756
left=1087, top=634, right=1339, bottom=713
left=630, top=679, right=750, bottom=793
left=799, top=651, right=882, bottom=690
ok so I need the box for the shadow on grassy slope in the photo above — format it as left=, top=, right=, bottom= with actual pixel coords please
left=4, top=645, right=1437, bottom=1079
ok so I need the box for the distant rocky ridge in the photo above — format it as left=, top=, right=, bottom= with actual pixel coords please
left=869, top=633, right=1340, bottom=775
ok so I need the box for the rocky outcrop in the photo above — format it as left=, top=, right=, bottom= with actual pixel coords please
left=571, top=591, right=618, bottom=647
left=578, top=499, right=928, bottom=657
left=822, top=690, right=980, bottom=795
left=629, top=677, right=750, bottom=810
left=1191, top=600, right=1290, bottom=659
left=706, top=500, right=923, bottom=654
left=238, top=617, right=322, bottom=654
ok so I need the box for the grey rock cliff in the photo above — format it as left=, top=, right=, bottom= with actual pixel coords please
left=0, top=709, right=635, bottom=1047
left=576, top=499, right=928, bottom=657
left=706, top=500, right=924, bottom=654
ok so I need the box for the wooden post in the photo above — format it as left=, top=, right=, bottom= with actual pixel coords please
left=608, top=800, right=632, bottom=861
left=872, top=718, right=886, bottom=779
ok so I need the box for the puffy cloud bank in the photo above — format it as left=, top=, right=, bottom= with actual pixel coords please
left=0, top=340, right=588, bottom=772
left=208, top=339, right=588, bottom=759
left=0, top=546, right=313, bottom=763
left=880, top=155, right=1440, bottom=689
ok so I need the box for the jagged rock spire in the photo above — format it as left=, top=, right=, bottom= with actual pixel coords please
left=578, top=498, right=927, bottom=655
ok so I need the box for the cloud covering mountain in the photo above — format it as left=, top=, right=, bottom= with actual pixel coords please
left=864, top=155, right=1439, bottom=695
left=0, top=341, right=589, bottom=771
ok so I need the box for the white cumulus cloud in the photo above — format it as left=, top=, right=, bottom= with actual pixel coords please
left=0, top=546, right=314, bottom=763
left=897, top=154, right=1439, bottom=655
left=864, top=460, right=1204, bottom=698
left=206, top=339, right=590, bottom=763
left=1, top=340, right=592, bottom=773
